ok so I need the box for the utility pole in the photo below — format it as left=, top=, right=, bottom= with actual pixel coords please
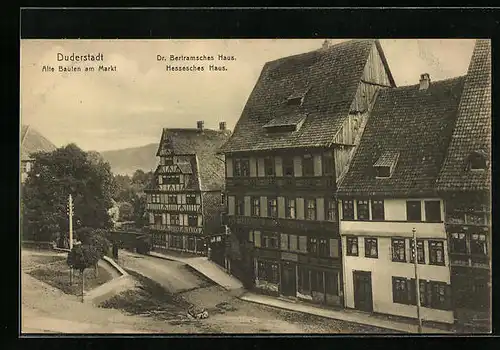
left=68, top=194, right=74, bottom=284
left=412, top=227, right=423, bottom=333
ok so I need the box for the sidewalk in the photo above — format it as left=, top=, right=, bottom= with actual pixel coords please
left=240, top=292, right=454, bottom=334
left=22, top=316, right=146, bottom=334
left=148, top=251, right=244, bottom=293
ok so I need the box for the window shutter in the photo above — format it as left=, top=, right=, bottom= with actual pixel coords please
left=316, top=198, right=325, bottom=221
left=244, top=196, right=251, bottom=216
left=249, top=157, right=258, bottom=177
left=149, top=213, right=154, bottom=224
left=254, top=231, right=261, bottom=247
left=293, top=156, right=302, bottom=177
left=158, top=175, right=163, bottom=184
left=196, top=194, right=201, bottom=204
left=275, top=156, right=283, bottom=176
left=257, top=158, right=265, bottom=177
left=248, top=230, right=254, bottom=242
left=313, top=154, right=322, bottom=176
left=228, top=196, right=235, bottom=216
left=197, top=215, right=203, bottom=227
left=226, top=158, right=233, bottom=177
left=299, top=236, right=307, bottom=252
left=329, top=238, right=339, bottom=258
left=280, top=234, right=288, bottom=251
left=296, top=198, right=305, bottom=220
left=260, top=196, right=268, bottom=217
left=162, top=213, right=167, bottom=225
left=289, top=234, right=298, bottom=251
left=278, top=197, right=286, bottom=218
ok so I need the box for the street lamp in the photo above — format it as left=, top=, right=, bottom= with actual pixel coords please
left=412, top=227, right=423, bottom=333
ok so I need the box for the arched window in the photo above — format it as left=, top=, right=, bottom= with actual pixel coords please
left=468, top=151, right=488, bottom=171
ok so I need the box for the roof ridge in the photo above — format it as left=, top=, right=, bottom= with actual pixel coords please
left=21, top=125, right=30, bottom=145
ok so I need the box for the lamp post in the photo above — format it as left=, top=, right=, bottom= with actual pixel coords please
left=68, top=194, right=74, bottom=284
left=412, top=227, right=423, bottom=333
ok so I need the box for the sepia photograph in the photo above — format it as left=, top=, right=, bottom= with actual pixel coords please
left=20, top=38, right=491, bottom=334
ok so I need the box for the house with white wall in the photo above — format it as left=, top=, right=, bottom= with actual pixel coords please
left=336, top=73, right=466, bottom=324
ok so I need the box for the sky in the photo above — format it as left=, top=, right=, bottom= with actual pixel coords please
left=20, top=39, right=476, bottom=152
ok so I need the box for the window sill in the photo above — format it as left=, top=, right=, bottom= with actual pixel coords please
left=365, top=256, right=378, bottom=259
left=429, top=262, right=446, bottom=267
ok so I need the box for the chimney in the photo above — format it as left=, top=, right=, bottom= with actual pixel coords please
left=219, top=121, right=227, bottom=131
left=419, top=73, right=430, bottom=91
left=197, top=120, right=204, bottom=131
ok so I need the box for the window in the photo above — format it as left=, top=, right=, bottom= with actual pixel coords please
left=187, top=215, right=198, bottom=227
left=429, top=241, right=445, bottom=266
left=234, top=158, right=250, bottom=177
left=308, top=237, right=318, bottom=254
left=166, top=175, right=181, bottom=184
left=392, top=277, right=409, bottom=304
left=167, top=195, right=177, bottom=204
left=342, top=200, right=354, bottom=220
left=322, top=152, right=334, bottom=176
left=431, top=282, right=450, bottom=310
left=164, top=157, right=174, bottom=166
left=186, top=194, right=196, bottom=205
left=262, top=232, right=279, bottom=249
left=364, top=238, right=378, bottom=258
left=303, top=154, right=314, bottom=176
left=251, top=197, right=260, bottom=217
left=450, top=232, right=467, bottom=254
left=306, top=199, right=316, bottom=220
left=375, top=166, right=391, bottom=178
left=424, top=201, right=441, bottom=222
left=170, top=214, right=180, bottom=226
left=357, top=200, right=369, bottom=221
left=187, top=237, right=195, bottom=251
left=289, top=235, right=298, bottom=251
left=298, top=266, right=310, bottom=294
left=268, top=197, right=278, bottom=218
left=471, top=233, right=488, bottom=256
left=346, top=237, right=358, bottom=256
left=257, top=261, right=279, bottom=284
left=285, top=198, right=296, bottom=219
left=151, top=194, right=161, bottom=203
left=236, top=197, right=245, bottom=216
left=392, top=238, right=406, bottom=262
left=326, top=198, right=336, bottom=221
left=406, top=201, right=422, bottom=222
left=283, top=157, right=294, bottom=177
left=287, top=97, right=302, bottom=106
left=469, top=152, right=487, bottom=170
left=371, top=200, right=385, bottom=220
left=325, top=272, right=339, bottom=295
left=311, top=270, right=324, bottom=293
left=264, top=156, right=275, bottom=176
left=410, top=239, right=425, bottom=264
left=319, top=238, right=329, bottom=257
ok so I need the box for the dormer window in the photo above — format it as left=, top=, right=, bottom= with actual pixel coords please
left=263, top=113, right=307, bottom=134
left=467, top=150, right=488, bottom=171
left=286, top=87, right=310, bottom=107
left=374, top=151, right=399, bottom=179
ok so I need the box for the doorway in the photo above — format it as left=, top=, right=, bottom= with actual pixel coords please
left=281, top=263, right=297, bottom=297
left=353, top=270, right=373, bottom=312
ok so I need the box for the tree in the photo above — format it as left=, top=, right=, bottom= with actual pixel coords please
left=131, top=193, right=148, bottom=228
left=22, top=144, right=116, bottom=244
left=118, top=202, right=134, bottom=221
left=67, top=244, right=99, bottom=302
left=76, top=227, right=111, bottom=276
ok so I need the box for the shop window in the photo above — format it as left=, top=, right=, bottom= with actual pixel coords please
left=257, top=261, right=279, bottom=284
left=298, top=266, right=310, bottom=294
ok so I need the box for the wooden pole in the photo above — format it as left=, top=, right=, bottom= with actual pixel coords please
left=81, top=270, right=85, bottom=303
left=69, top=194, right=74, bottom=284
left=412, top=227, right=423, bottom=333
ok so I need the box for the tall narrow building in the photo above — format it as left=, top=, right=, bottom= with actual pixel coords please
left=436, top=39, right=491, bottom=330
left=145, top=121, right=231, bottom=258
left=220, top=39, right=395, bottom=307
left=337, top=74, right=465, bottom=324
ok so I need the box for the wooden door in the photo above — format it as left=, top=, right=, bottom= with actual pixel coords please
left=281, top=263, right=297, bottom=297
left=353, top=271, right=373, bottom=312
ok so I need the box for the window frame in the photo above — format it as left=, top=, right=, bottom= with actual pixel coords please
left=342, top=200, right=355, bottom=220
left=410, top=239, right=426, bottom=264
left=346, top=236, right=359, bottom=256
left=170, top=214, right=180, bottom=226
left=450, top=232, right=468, bottom=255
left=235, top=197, right=245, bottom=216
left=371, top=199, right=385, bottom=221
left=251, top=197, right=261, bottom=217
left=424, top=200, right=442, bottom=223
left=264, top=156, right=275, bottom=177
left=267, top=197, right=278, bottom=218
left=391, top=238, right=406, bottom=262
left=318, top=238, right=329, bottom=257
left=283, top=156, right=295, bottom=177
left=326, top=198, right=337, bottom=221
left=322, top=152, right=334, bottom=176
left=164, top=157, right=174, bottom=166
left=375, top=166, right=391, bottom=178
left=186, top=194, right=196, bottom=205
left=302, top=154, right=314, bottom=177
left=305, top=198, right=316, bottom=221
left=428, top=240, right=445, bottom=266
left=356, top=200, right=369, bottom=221
left=392, top=276, right=409, bottom=304
left=262, top=232, right=279, bottom=249
left=364, top=237, right=378, bottom=258
left=187, top=214, right=198, bottom=227
left=285, top=197, right=296, bottom=219
left=308, top=237, right=318, bottom=255
left=470, top=233, right=488, bottom=256
left=406, top=200, right=422, bottom=222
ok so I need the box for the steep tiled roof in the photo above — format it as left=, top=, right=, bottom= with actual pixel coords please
left=156, top=128, right=231, bottom=191
left=21, top=125, right=57, bottom=161
left=220, top=40, right=395, bottom=153
left=437, top=40, right=491, bottom=192
left=337, top=76, right=466, bottom=197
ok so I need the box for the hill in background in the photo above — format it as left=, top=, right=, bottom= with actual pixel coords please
left=100, top=143, right=159, bottom=175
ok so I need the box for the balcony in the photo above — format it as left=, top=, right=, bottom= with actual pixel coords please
left=227, top=215, right=338, bottom=233
left=226, top=176, right=335, bottom=192
left=149, top=224, right=203, bottom=235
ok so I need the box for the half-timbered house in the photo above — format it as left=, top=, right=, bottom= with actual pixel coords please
left=219, top=39, right=395, bottom=306
left=336, top=74, right=466, bottom=324
left=436, top=39, right=491, bottom=330
left=145, top=121, right=231, bottom=259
